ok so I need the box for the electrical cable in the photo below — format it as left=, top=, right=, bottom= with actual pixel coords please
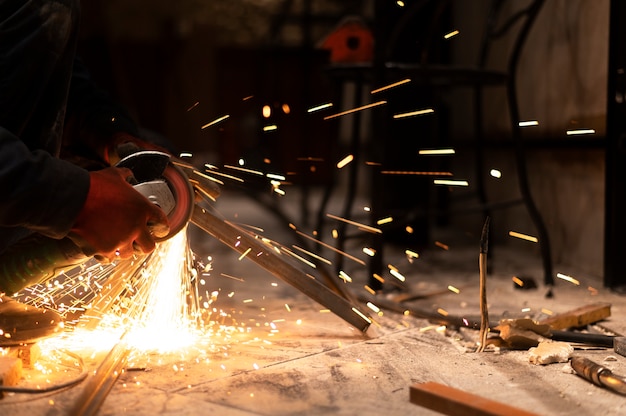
left=0, top=349, right=87, bottom=394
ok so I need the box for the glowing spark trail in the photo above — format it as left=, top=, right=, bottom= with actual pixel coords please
left=519, top=120, right=539, bottom=127
left=419, top=148, right=455, bottom=155
left=556, top=273, right=580, bottom=285
left=566, top=129, right=595, bottom=135
left=444, top=30, right=460, bottom=39
left=323, top=101, right=387, bottom=120
left=307, top=103, right=333, bottom=113
left=393, top=108, right=434, bottom=119
left=201, top=115, right=230, bottom=129
left=326, top=213, right=382, bottom=234
left=371, top=78, right=411, bottom=94
left=508, top=231, right=538, bottom=243
left=434, top=179, right=469, bottom=186
left=337, top=155, right=354, bottom=169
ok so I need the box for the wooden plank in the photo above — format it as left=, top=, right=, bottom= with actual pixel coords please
left=538, top=303, right=611, bottom=330
left=410, top=382, right=538, bottom=416
left=0, top=357, right=22, bottom=399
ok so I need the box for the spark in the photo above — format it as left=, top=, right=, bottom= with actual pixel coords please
left=588, top=286, right=598, bottom=295
left=508, top=231, right=538, bottom=243
left=200, top=168, right=244, bottom=183
left=397, top=1, right=405, bottom=7
left=377, top=217, right=393, bottom=225
left=307, top=102, right=333, bottom=113
left=566, top=129, right=595, bottom=135
left=186, top=102, right=199, bottom=111
left=280, top=247, right=317, bottom=269
left=405, top=250, right=419, bottom=259
left=393, top=108, right=434, bottom=119
left=220, top=273, right=245, bottom=282
left=444, top=30, right=460, bottom=39
left=351, top=308, right=372, bottom=324
left=291, top=245, right=332, bottom=265
left=434, top=179, right=469, bottom=186
left=435, top=241, right=449, bottom=250
left=388, top=265, right=406, bottom=283
left=364, top=285, right=376, bottom=295
left=337, top=154, right=354, bottom=168
left=366, top=302, right=381, bottom=314
left=326, top=213, right=382, bottom=234
left=238, top=248, right=252, bottom=261
left=419, top=148, right=455, bottom=155
left=243, top=95, right=253, bottom=101
left=223, top=165, right=264, bottom=176
left=363, top=247, right=376, bottom=257
left=556, top=273, right=580, bottom=285
left=371, top=78, right=411, bottom=94
left=447, top=285, right=460, bottom=294
left=323, top=101, right=387, bottom=120
left=437, top=308, right=449, bottom=316
left=372, top=274, right=385, bottom=283
left=519, top=120, right=539, bottom=127
left=179, top=152, right=193, bottom=158
left=338, top=271, right=353, bottom=283
left=201, top=114, right=230, bottom=129
left=266, top=173, right=286, bottom=181
left=490, top=169, right=502, bottom=178
left=262, top=105, right=271, bottom=118
left=263, top=125, right=278, bottom=132
left=243, top=299, right=253, bottom=304
left=512, top=276, right=524, bottom=287
left=541, top=308, right=553, bottom=316
left=295, top=230, right=366, bottom=266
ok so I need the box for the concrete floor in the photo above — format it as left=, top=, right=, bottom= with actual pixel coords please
left=2, top=189, right=626, bottom=415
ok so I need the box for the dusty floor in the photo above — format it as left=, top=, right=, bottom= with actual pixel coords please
left=1, top=189, right=626, bottom=415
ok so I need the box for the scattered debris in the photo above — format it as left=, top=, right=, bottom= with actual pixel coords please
left=529, top=341, right=573, bottom=365
left=496, top=318, right=551, bottom=349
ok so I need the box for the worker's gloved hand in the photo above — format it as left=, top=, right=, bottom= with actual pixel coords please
left=69, top=167, right=170, bottom=262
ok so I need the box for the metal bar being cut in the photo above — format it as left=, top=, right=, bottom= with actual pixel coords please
left=190, top=205, right=372, bottom=332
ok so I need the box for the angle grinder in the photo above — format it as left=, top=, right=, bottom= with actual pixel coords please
left=0, top=151, right=195, bottom=294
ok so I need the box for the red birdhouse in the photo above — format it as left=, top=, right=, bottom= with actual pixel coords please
left=319, top=16, right=374, bottom=64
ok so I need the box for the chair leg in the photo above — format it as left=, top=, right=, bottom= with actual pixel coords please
left=507, top=79, right=554, bottom=286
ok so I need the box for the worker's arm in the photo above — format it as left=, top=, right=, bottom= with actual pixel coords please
left=0, top=126, right=90, bottom=239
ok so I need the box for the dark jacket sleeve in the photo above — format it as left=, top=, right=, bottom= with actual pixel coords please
left=62, top=58, right=140, bottom=164
left=0, top=126, right=90, bottom=239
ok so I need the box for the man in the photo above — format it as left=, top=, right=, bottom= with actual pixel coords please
left=0, top=0, right=170, bottom=344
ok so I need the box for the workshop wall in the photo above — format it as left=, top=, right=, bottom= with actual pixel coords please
left=77, top=1, right=609, bottom=279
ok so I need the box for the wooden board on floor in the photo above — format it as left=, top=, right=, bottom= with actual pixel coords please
left=538, top=303, right=611, bottom=330
left=410, top=382, right=538, bottom=416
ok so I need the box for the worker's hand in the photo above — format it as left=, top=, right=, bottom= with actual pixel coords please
left=69, top=167, right=170, bottom=262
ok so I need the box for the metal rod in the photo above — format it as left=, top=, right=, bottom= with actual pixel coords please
left=190, top=205, right=372, bottom=332
left=69, top=333, right=130, bottom=416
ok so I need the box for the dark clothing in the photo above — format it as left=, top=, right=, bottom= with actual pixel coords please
left=0, top=0, right=137, bottom=252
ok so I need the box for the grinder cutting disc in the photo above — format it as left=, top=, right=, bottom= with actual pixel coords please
left=117, top=150, right=195, bottom=242
left=158, top=162, right=195, bottom=241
